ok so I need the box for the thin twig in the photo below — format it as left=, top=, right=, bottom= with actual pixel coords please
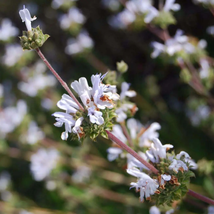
left=35, top=48, right=84, bottom=111
left=106, top=130, right=159, bottom=174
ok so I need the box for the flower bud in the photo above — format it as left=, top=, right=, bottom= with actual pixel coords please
left=117, top=61, right=128, bottom=73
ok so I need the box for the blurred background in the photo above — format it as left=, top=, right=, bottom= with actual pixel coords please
left=1, top=0, right=214, bottom=213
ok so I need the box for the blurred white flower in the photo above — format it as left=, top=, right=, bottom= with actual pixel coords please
left=30, top=148, right=59, bottom=181
left=207, top=25, right=214, bottom=35
left=0, top=100, right=27, bottom=138
left=199, top=59, right=210, bottom=79
left=45, top=180, right=57, bottom=191
left=2, top=44, right=24, bottom=66
left=102, top=0, right=120, bottom=11
left=19, top=5, right=37, bottom=31
left=72, top=166, right=91, bottom=183
left=0, top=19, right=19, bottom=41
left=18, top=62, right=57, bottom=97
left=21, top=121, right=45, bottom=144
left=127, top=167, right=159, bottom=201
left=65, top=31, right=94, bottom=55
left=151, top=30, right=196, bottom=58
left=60, top=7, right=85, bottom=29
left=108, top=9, right=136, bottom=29
left=186, top=104, right=210, bottom=126
left=52, top=0, right=76, bottom=9
left=149, top=206, right=160, bottom=214
left=208, top=206, right=214, bottom=214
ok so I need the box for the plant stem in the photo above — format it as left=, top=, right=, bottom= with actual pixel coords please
left=120, top=122, right=134, bottom=147
left=188, top=189, right=214, bottom=205
left=106, top=130, right=159, bottom=174
left=35, top=48, right=84, bottom=111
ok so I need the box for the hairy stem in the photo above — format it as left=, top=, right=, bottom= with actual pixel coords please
left=35, top=48, right=84, bottom=111
left=188, top=189, right=214, bottom=205
left=106, top=130, right=159, bottom=174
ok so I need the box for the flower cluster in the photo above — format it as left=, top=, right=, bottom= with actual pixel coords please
left=127, top=138, right=196, bottom=205
left=151, top=30, right=207, bottom=61
left=107, top=0, right=180, bottom=29
left=53, top=73, right=119, bottom=140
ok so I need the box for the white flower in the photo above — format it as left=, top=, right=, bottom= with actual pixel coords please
left=151, top=30, right=195, bottom=58
left=65, top=31, right=94, bottom=55
left=107, top=147, right=123, bottom=161
left=22, top=121, right=45, bottom=144
left=52, top=0, right=76, bottom=9
left=127, top=152, right=150, bottom=170
left=127, top=168, right=159, bottom=201
left=168, top=159, right=188, bottom=173
left=199, top=59, right=210, bottom=79
left=72, top=117, right=84, bottom=138
left=108, top=9, right=136, bottom=29
left=60, top=7, right=85, bottom=30
left=2, top=44, right=24, bottom=66
left=120, top=82, right=136, bottom=100
left=72, top=165, right=91, bottom=183
left=52, top=112, right=76, bottom=140
left=208, top=206, right=214, bottom=214
left=30, top=148, right=59, bottom=181
left=176, top=151, right=197, bottom=170
left=0, top=100, right=27, bottom=138
left=19, top=5, right=37, bottom=31
left=146, top=138, right=173, bottom=163
left=139, top=122, right=161, bottom=147
left=163, top=0, right=180, bottom=12
left=186, top=104, right=210, bottom=126
left=0, top=19, right=19, bottom=41
left=149, top=206, right=160, bottom=214
left=160, top=174, right=171, bottom=185
left=207, top=26, right=214, bottom=35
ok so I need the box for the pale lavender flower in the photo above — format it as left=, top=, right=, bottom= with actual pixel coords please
left=146, top=138, right=173, bottom=163
left=30, top=148, right=59, bottom=181
left=127, top=167, right=159, bottom=201
left=19, top=5, right=37, bottom=31
left=0, top=19, right=19, bottom=41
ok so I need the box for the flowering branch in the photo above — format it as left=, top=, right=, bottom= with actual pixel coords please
left=188, top=189, right=214, bottom=205
left=35, top=48, right=84, bottom=111
left=106, top=130, right=159, bottom=174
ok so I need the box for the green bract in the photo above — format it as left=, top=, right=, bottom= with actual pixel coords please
left=20, top=26, right=50, bottom=50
